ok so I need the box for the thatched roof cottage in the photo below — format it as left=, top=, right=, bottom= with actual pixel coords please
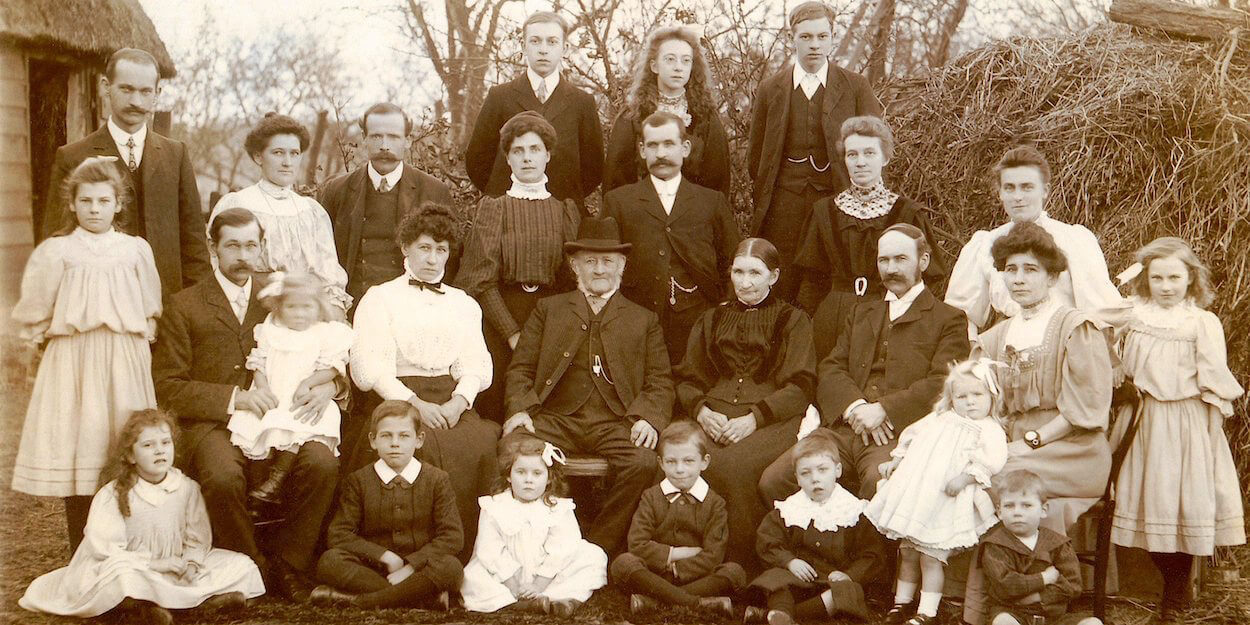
left=0, top=0, right=175, bottom=305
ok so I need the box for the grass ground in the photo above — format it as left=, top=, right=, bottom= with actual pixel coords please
left=1, top=335, right=1248, bottom=624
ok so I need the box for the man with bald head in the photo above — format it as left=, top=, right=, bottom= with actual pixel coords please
left=761, top=223, right=970, bottom=500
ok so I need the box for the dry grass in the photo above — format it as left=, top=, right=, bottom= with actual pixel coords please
left=879, top=23, right=1250, bottom=487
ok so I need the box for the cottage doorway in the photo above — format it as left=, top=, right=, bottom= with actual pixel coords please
left=27, top=58, right=71, bottom=240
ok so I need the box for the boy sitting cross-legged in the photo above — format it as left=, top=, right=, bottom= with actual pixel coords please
left=310, top=400, right=464, bottom=609
left=610, top=421, right=746, bottom=617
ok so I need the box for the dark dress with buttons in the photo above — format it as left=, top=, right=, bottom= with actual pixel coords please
left=673, top=296, right=816, bottom=572
left=794, top=194, right=946, bottom=318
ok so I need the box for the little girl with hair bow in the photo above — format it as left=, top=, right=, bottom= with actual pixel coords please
left=460, top=434, right=607, bottom=616
left=865, top=358, right=1011, bottom=625
left=226, top=271, right=353, bottom=504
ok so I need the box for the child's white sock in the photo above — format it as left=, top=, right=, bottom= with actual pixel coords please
left=917, top=590, right=942, bottom=617
left=820, top=589, right=834, bottom=614
left=894, top=580, right=917, bottom=604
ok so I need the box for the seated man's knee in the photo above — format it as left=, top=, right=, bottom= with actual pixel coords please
left=990, top=613, right=1022, bottom=625
left=197, top=462, right=246, bottom=498
left=296, top=442, right=340, bottom=483
left=759, top=454, right=798, bottom=503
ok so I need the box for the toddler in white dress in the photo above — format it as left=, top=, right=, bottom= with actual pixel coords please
left=461, top=434, right=607, bottom=615
left=227, top=272, right=353, bottom=503
left=865, top=359, right=1010, bottom=624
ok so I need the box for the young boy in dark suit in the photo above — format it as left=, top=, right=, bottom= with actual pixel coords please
left=611, top=421, right=746, bottom=616
left=464, top=11, right=604, bottom=213
left=311, top=400, right=463, bottom=609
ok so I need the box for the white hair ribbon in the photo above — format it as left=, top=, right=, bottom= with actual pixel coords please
left=84, top=155, right=120, bottom=164
left=257, top=271, right=286, bottom=300
left=1115, top=262, right=1143, bottom=286
left=541, top=442, right=567, bottom=468
left=969, top=358, right=1006, bottom=397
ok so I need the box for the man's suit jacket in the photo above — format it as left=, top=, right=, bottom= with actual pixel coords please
left=505, top=290, right=674, bottom=431
left=464, top=75, right=604, bottom=210
left=152, top=278, right=267, bottom=455
left=746, top=62, right=882, bottom=235
left=817, top=287, right=969, bottom=430
left=317, top=164, right=451, bottom=297
left=41, top=125, right=211, bottom=296
left=600, top=177, right=739, bottom=313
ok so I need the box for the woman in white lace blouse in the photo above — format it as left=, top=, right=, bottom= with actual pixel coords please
left=209, top=113, right=350, bottom=313
left=349, top=203, right=501, bottom=558
left=945, top=144, right=1123, bottom=338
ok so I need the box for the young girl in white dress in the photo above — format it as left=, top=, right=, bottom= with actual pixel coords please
left=1108, top=237, right=1244, bottom=622
left=20, top=409, right=265, bottom=623
left=11, top=157, right=162, bottom=551
left=461, top=434, right=607, bottom=615
left=227, top=271, right=353, bottom=503
left=865, top=359, right=1010, bottom=625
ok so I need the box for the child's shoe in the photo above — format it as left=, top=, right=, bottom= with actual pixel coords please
left=139, top=604, right=175, bottom=625
left=698, top=596, right=734, bottom=618
left=512, top=596, right=549, bottom=613
left=198, top=591, right=246, bottom=614
left=630, top=594, right=659, bottom=614
left=309, top=585, right=357, bottom=606
left=548, top=598, right=583, bottom=617
left=743, top=606, right=768, bottom=623
left=766, top=610, right=795, bottom=625
left=903, top=615, right=937, bottom=625
left=884, top=601, right=917, bottom=624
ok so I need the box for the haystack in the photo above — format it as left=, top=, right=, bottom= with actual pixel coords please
left=881, top=23, right=1250, bottom=474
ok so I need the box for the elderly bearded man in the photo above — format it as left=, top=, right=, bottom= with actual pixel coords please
left=502, top=217, right=674, bottom=555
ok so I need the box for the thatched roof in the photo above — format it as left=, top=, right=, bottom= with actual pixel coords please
left=0, top=0, right=175, bottom=77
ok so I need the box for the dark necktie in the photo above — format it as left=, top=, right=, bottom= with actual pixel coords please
left=409, top=279, right=443, bottom=294
left=126, top=137, right=138, bottom=172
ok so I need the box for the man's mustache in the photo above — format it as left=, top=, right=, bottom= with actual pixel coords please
left=649, top=159, right=677, bottom=169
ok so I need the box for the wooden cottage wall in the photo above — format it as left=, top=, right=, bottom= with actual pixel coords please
left=0, top=47, right=32, bottom=307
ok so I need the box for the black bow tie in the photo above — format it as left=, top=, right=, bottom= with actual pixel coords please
left=409, top=279, right=443, bottom=294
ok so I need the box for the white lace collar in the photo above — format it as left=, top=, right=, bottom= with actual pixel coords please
left=774, top=485, right=866, bottom=532
left=834, top=180, right=898, bottom=220
left=478, top=491, right=574, bottom=536
left=1132, top=297, right=1197, bottom=329
left=132, top=468, right=185, bottom=508
left=507, top=174, right=552, bottom=200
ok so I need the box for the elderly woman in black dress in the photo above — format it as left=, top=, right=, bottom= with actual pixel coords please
left=793, top=116, right=944, bottom=341
left=350, top=204, right=501, bottom=556
left=604, top=25, right=730, bottom=194
left=674, top=238, right=816, bottom=571
left=455, top=111, right=580, bottom=423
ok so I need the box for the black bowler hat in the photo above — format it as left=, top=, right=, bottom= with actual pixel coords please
left=563, top=216, right=633, bottom=254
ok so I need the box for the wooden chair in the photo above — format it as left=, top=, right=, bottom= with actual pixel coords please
left=1078, top=385, right=1144, bottom=620
left=563, top=454, right=610, bottom=478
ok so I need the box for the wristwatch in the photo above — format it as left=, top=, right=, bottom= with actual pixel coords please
left=1023, top=430, right=1043, bottom=449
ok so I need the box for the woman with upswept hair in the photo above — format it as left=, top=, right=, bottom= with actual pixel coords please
left=603, top=25, right=730, bottom=194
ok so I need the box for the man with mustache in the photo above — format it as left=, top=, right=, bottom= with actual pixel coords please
left=747, top=2, right=882, bottom=302
left=40, top=47, right=211, bottom=297
left=601, top=111, right=739, bottom=363
left=502, top=216, right=674, bottom=556
left=152, top=208, right=342, bottom=602
left=760, top=224, right=970, bottom=500
left=319, top=102, right=452, bottom=306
